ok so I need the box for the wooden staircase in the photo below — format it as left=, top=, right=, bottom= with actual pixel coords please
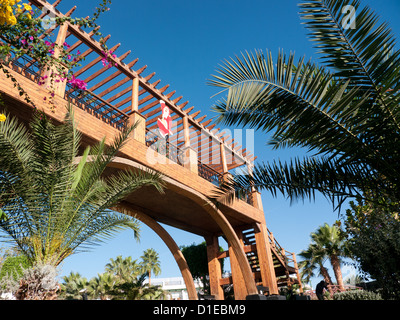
left=241, top=227, right=302, bottom=291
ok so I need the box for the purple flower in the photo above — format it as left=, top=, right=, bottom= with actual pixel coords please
left=68, top=75, right=87, bottom=90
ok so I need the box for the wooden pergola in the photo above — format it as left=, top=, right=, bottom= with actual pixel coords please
left=27, top=0, right=255, bottom=178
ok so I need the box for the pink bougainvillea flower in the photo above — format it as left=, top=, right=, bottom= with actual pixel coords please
left=68, top=75, right=87, bottom=90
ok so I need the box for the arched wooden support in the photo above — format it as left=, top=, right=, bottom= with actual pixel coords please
left=92, top=156, right=259, bottom=297
left=114, top=204, right=198, bottom=300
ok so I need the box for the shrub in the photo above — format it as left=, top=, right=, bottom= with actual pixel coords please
left=333, top=289, right=382, bottom=300
left=0, top=255, right=31, bottom=281
left=15, top=264, right=59, bottom=300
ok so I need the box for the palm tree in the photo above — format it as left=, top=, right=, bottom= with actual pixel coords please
left=105, top=255, right=142, bottom=282
left=60, top=272, right=90, bottom=300
left=208, top=0, right=400, bottom=210
left=140, top=248, right=161, bottom=286
left=311, top=223, right=347, bottom=291
left=298, top=243, right=334, bottom=294
left=0, top=107, right=164, bottom=298
left=88, top=272, right=118, bottom=300
left=110, top=273, right=166, bottom=300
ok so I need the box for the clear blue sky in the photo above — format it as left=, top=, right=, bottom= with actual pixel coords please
left=52, top=0, right=400, bottom=288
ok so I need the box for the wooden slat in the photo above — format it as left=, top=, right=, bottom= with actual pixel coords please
left=144, top=72, right=156, bottom=82
left=74, top=42, right=121, bottom=77
left=91, top=59, right=138, bottom=95
left=84, top=50, right=131, bottom=84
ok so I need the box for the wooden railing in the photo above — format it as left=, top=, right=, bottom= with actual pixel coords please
left=197, top=161, right=222, bottom=186
left=145, top=128, right=185, bottom=167
left=7, top=54, right=42, bottom=84
left=64, top=83, right=129, bottom=131
left=268, top=229, right=296, bottom=269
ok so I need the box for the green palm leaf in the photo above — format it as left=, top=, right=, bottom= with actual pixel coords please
left=0, top=106, right=164, bottom=266
left=208, top=0, right=400, bottom=208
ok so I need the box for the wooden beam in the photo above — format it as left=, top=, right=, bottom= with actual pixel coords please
left=84, top=50, right=131, bottom=84
left=74, top=42, right=121, bottom=77
left=91, top=59, right=138, bottom=96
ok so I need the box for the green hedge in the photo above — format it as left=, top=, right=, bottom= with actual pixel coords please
left=333, top=289, right=382, bottom=300
left=0, top=256, right=32, bottom=281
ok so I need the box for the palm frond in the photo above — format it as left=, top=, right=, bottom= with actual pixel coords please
left=209, top=50, right=387, bottom=166
left=211, top=156, right=378, bottom=210
left=299, top=0, right=400, bottom=129
left=0, top=110, right=33, bottom=176
left=0, top=111, right=163, bottom=266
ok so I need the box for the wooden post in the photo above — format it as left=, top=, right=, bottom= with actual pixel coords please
left=220, top=141, right=228, bottom=174
left=254, top=222, right=279, bottom=295
left=220, top=141, right=234, bottom=187
left=228, top=230, right=248, bottom=300
left=270, top=232, right=275, bottom=249
left=131, top=77, right=139, bottom=112
left=205, top=235, right=224, bottom=300
left=182, top=115, right=198, bottom=174
left=292, top=253, right=304, bottom=294
left=183, top=115, right=190, bottom=149
left=129, top=77, right=146, bottom=144
left=41, top=23, right=69, bottom=97
left=54, top=23, right=69, bottom=58
left=247, top=163, right=264, bottom=210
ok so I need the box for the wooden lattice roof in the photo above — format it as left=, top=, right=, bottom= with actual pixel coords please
left=27, top=0, right=256, bottom=173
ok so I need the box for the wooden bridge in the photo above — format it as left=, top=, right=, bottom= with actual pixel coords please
left=0, top=0, right=302, bottom=300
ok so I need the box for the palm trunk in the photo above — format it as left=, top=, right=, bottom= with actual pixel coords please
left=319, top=264, right=334, bottom=294
left=330, top=255, right=344, bottom=291
left=148, top=271, right=151, bottom=286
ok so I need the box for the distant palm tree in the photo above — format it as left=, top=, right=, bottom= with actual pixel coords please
left=105, top=255, right=142, bottom=281
left=208, top=0, right=400, bottom=211
left=0, top=107, right=164, bottom=299
left=140, top=248, right=161, bottom=286
left=298, top=243, right=334, bottom=294
left=311, top=223, right=347, bottom=291
left=88, top=272, right=118, bottom=300
left=110, top=273, right=166, bottom=300
left=60, top=272, right=89, bottom=300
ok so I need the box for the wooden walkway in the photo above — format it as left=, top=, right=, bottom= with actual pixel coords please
left=0, top=0, right=302, bottom=300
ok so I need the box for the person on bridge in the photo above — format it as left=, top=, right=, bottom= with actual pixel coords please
left=157, top=100, right=173, bottom=138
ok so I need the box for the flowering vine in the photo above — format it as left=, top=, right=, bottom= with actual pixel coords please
left=0, top=0, right=32, bottom=25
left=101, top=49, right=117, bottom=69
left=0, top=0, right=112, bottom=111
